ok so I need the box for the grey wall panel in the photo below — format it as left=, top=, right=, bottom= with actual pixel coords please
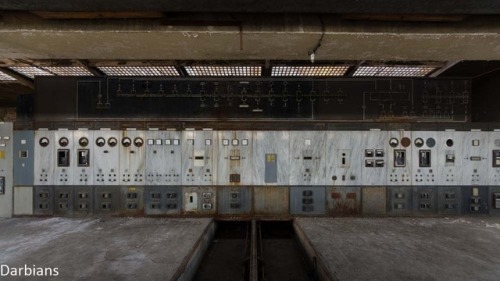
left=462, top=186, right=489, bottom=214
left=290, top=186, right=325, bottom=215
left=33, top=186, right=53, bottom=215
left=386, top=130, right=412, bottom=186
left=119, top=130, right=146, bottom=185
left=144, top=186, right=183, bottom=215
left=94, top=186, right=121, bottom=214
left=54, top=186, right=74, bottom=215
left=217, top=131, right=253, bottom=185
left=0, top=122, right=13, bottom=217
left=253, top=131, right=290, bottom=185
left=326, top=131, right=363, bottom=186
left=183, top=186, right=217, bottom=215
left=438, top=186, right=461, bottom=215
left=461, top=131, right=489, bottom=186
left=93, top=130, right=120, bottom=185
left=13, top=130, right=34, bottom=186
left=121, top=186, right=144, bottom=215
left=217, top=186, right=252, bottom=215
left=412, top=186, right=438, bottom=214
left=386, top=186, right=413, bottom=215
left=74, top=186, right=93, bottom=215
left=411, top=132, right=438, bottom=186
left=436, top=131, right=464, bottom=185
left=289, top=131, right=326, bottom=185
left=53, top=130, right=74, bottom=186
left=34, top=130, right=54, bottom=185
left=73, top=129, right=93, bottom=185
left=490, top=187, right=500, bottom=215
left=362, top=187, right=386, bottom=215
left=487, top=131, right=500, bottom=186
left=182, top=131, right=217, bottom=185
left=361, top=130, right=387, bottom=186
left=145, top=130, right=183, bottom=185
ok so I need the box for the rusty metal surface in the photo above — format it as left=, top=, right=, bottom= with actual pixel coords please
left=361, top=186, right=387, bottom=215
left=254, top=186, right=290, bottom=216
left=327, top=186, right=361, bottom=216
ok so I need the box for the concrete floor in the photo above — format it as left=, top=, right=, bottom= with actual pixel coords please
left=0, top=217, right=212, bottom=281
left=296, top=217, right=500, bottom=281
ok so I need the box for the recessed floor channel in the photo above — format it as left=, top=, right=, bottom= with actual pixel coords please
left=194, top=220, right=315, bottom=281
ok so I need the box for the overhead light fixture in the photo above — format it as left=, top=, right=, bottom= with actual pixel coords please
left=98, top=66, right=180, bottom=76
left=353, top=65, right=437, bottom=77
left=43, top=66, right=94, bottom=76
left=9, top=66, right=54, bottom=78
left=0, top=71, right=16, bottom=81
left=184, top=66, right=262, bottom=77
left=271, top=66, right=350, bottom=77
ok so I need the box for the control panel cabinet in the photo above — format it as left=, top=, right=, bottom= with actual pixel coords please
left=326, top=131, right=363, bottom=186
left=34, top=130, right=55, bottom=185
left=119, top=130, right=145, bottom=185
left=182, top=130, right=217, bottom=185
left=461, top=130, right=488, bottom=185
left=361, top=130, right=387, bottom=185
left=411, top=132, right=438, bottom=185
left=93, top=130, right=120, bottom=185
left=54, top=130, right=74, bottom=186
left=253, top=131, right=290, bottom=185
left=437, top=131, right=464, bottom=186
left=145, top=130, right=182, bottom=185
left=73, top=130, right=93, bottom=185
left=290, top=131, right=326, bottom=185
left=387, top=130, right=412, bottom=186
left=217, top=131, right=253, bottom=185
left=0, top=122, right=13, bottom=217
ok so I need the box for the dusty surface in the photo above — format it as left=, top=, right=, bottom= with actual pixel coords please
left=296, top=217, right=500, bottom=281
left=0, top=217, right=212, bottom=281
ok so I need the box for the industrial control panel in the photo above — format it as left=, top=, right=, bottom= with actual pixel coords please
left=182, top=130, right=216, bottom=185
left=0, top=122, right=13, bottom=217
left=289, top=131, right=326, bottom=185
left=253, top=131, right=290, bottom=185
left=217, top=131, right=253, bottom=185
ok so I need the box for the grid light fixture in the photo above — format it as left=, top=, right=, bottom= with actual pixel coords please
left=98, top=66, right=180, bottom=76
left=353, top=65, right=437, bottom=77
left=184, top=66, right=262, bottom=76
left=271, top=65, right=350, bottom=77
left=0, top=71, right=16, bottom=81
left=8, top=66, right=54, bottom=78
left=42, top=66, right=94, bottom=76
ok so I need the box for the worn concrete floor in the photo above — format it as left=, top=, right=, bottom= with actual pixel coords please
left=0, top=217, right=212, bottom=281
left=296, top=217, right=500, bottom=281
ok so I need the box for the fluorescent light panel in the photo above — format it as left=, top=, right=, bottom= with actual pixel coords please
left=98, top=66, right=180, bottom=76
left=43, top=66, right=94, bottom=76
left=9, top=66, right=53, bottom=78
left=185, top=66, right=261, bottom=76
left=353, top=66, right=437, bottom=77
left=272, top=65, right=350, bottom=77
left=0, top=71, right=16, bottom=81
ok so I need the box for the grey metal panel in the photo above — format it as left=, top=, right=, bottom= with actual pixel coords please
left=290, top=186, right=325, bottom=215
left=326, top=186, right=361, bottom=216
left=34, top=130, right=54, bottom=185
left=412, top=186, right=438, bottom=214
left=387, top=130, right=412, bottom=186
left=13, top=130, right=34, bottom=186
left=411, top=132, right=438, bottom=186
left=53, top=130, right=74, bottom=186
left=144, top=186, right=182, bottom=215
left=119, top=130, right=146, bottom=185
left=217, top=186, right=252, bottom=215
left=461, top=131, right=489, bottom=186
left=121, top=186, right=144, bottom=215
left=253, top=131, right=289, bottom=185
left=386, top=186, right=413, bottom=215
left=461, top=186, right=489, bottom=214
left=145, top=130, right=183, bottom=185
left=33, top=186, right=54, bottom=215
left=93, top=130, right=120, bottom=185
left=487, top=131, right=500, bottom=186
left=490, top=187, right=500, bottom=216
left=0, top=122, right=13, bottom=217
left=436, top=131, right=464, bottom=186
left=361, top=130, right=387, bottom=186
left=73, top=129, right=93, bottom=185
left=182, top=131, right=217, bottom=185
left=94, top=186, right=121, bottom=214
left=438, top=186, right=462, bottom=215
left=14, top=186, right=33, bottom=215
left=361, top=187, right=386, bottom=215
left=217, top=131, right=253, bottom=185
left=183, top=186, right=216, bottom=215
left=326, top=131, right=363, bottom=186
left=54, top=186, right=74, bottom=215
left=74, top=186, right=93, bottom=215
left=289, top=131, right=326, bottom=185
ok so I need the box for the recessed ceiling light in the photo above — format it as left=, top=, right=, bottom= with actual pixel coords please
left=185, top=66, right=262, bottom=76
left=353, top=66, right=437, bottom=77
left=271, top=65, right=350, bottom=77
left=43, top=66, right=94, bottom=76
left=9, top=66, right=54, bottom=78
left=98, top=66, right=180, bottom=76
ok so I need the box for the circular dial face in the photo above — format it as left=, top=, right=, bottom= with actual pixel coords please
left=95, top=137, right=106, bottom=147
left=108, top=137, right=118, bottom=147
left=389, top=138, right=399, bottom=148
left=401, top=137, right=411, bottom=147
left=59, top=137, right=69, bottom=147
left=39, top=137, right=49, bottom=147
left=414, top=138, right=424, bottom=147
left=426, top=138, right=436, bottom=148
left=446, top=139, right=454, bottom=147
left=133, top=137, right=144, bottom=147
left=121, top=137, right=131, bottom=147
left=79, top=137, right=89, bottom=147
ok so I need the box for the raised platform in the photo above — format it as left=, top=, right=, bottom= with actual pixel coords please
left=0, top=217, right=214, bottom=280
left=295, top=217, right=500, bottom=281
